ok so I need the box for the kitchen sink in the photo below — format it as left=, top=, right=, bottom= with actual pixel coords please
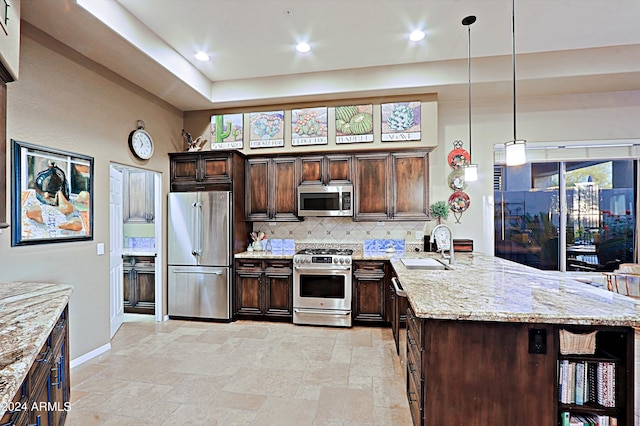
left=400, top=258, right=453, bottom=270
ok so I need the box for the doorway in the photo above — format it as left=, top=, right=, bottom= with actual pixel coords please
left=109, top=163, right=163, bottom=337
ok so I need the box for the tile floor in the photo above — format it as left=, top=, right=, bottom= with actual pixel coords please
left=66, top=315, right=412, bottom=425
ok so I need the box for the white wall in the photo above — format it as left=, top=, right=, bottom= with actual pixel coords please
left=1, top=24, right=182, bottom=360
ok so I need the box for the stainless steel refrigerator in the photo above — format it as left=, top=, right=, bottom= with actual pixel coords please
left=168, top=191, right=232, bottom=320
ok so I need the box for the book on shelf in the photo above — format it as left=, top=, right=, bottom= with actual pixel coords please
left=560, top=360, right=615, bottom=408
left=575, top=362, right=585, bottom=405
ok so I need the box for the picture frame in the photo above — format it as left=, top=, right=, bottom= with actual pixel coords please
left=11, top=140, right=94, bottom=246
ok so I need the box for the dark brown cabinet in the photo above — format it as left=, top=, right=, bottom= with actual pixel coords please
left=299, top=154, right=352, bottom=185
left=245, top=157, right=298, bottom=221
left=1, top=307, right=70, bottom=426
left=354, top=150, right=430, bottom=221
left=352, top=261, right=388, bottom=324
left=390, top=274, right=408, bottom=355
left=234, top=259, right=293, bottom=320
left=353, top=153, right=390, bottom=220
left=169, top=151, right=241, bottom=192
left=123, top=169, right=154, bottom=223
left=391, top=151, right=429, bottom=220
left=123, top=255, right=155, bottom=315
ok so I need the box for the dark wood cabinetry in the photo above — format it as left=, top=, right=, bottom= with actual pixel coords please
left=353, top=153, right=390, bottom=220
left=390, top=274, right=408, bottom=355
left=1, top=307, right=70, bottom=426
left=404, top=305, right=635, bottom=426
left=169, top=151, right=241, bottom=192
left=245, top=157, right=298, bottom=221
left=234, top=259, right=293, bottom=320
left=123, top=255, right=155, bottom=315
left=123, top=169, right=154, bottom=223
left=352, top=261, right=388, bottom=324
left=299, top=154, right=352, bottom=185
left=354, top=150, right=429, bottom=220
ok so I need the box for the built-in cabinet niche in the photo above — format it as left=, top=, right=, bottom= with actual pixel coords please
left=123, top=169, right=155, bottom=223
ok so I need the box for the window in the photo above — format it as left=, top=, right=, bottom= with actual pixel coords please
left=494, top=159, right=635, bottom=272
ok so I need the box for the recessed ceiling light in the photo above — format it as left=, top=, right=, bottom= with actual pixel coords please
left=409, top=30, right=425, bottom=42
left=296, top=42, right=311, bottom=53
left=194, top=52, right=210, bottom=61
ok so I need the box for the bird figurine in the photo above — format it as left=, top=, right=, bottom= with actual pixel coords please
left=182, top=129, right=207, bottom=152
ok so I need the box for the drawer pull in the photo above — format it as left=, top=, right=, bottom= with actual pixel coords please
left=407, top=335, right=416, bottom=346
left=408, top=360, right=416, bottom=373
left=407, top=391, right=418, bottom=403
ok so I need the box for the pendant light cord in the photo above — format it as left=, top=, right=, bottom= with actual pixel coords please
left=467, top=21, right=472, bottom=160
left=512, top=0, right=517, bottom=142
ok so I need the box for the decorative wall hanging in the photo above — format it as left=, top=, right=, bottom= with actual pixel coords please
left=249, top=111, right=284, bottom=148
left=291, top=107, right=328, bottom=146
left=381, top=101, right=421, bottom=141
left=335, top=104, right=374, bottom=144
left=447, top=140, right=471, bottom=223
left=11, top=140, right=94, bottom=246
left=210, top=113, right=243, bottom=150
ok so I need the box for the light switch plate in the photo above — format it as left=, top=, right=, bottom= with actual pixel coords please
left=97, top=243, right=105, bottom=255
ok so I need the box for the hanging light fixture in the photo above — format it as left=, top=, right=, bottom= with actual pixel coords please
left=462, top=15, right=478, bottom=182
left=505, top=0, right=527, bottom=166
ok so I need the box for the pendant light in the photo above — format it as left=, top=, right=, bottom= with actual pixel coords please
left=462, top=15, right=478, bottom=182
left=505, top=0, right=527, bottom=166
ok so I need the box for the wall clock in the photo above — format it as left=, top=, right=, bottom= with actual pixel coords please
left=128, top=120, right=154, bottom=160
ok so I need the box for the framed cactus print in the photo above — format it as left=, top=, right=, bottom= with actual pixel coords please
left=291, top=107, right=328, bottom=146
left=381, top=101, right=421, bottom=141
left=335, top=104, right=374, bottom=144
left=211, top=113, right=244, bottom=150
left=249, top=111, right=285, bottom=148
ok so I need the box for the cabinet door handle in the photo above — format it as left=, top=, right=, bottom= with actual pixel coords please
left=407, top=334, right=416, bottom=346
left=408, top=360, right=416, bottom=373
left=50, top=362, right=60, bottom=386
left=407, top=391, right=418, bottom=403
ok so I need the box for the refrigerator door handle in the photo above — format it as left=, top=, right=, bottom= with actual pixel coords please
left=171, top=269, right=223, bottom=275
left=191, top=201, right=203, bottom=257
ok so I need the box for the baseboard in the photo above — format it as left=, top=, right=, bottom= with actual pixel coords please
left=70, top=342, right=111, bottom=369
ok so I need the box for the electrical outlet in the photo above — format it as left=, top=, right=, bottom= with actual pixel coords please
left=415, top=231, right=424, bottom=240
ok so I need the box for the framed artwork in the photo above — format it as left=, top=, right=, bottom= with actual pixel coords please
left=335, top=104, right=374, bottom=144
left=249, top=111, right=285, bottom=148
left=291, top=107, right=328, bottom=146
left=11, top=140, right=94, bottom=246
left=211, top=113, right=243, bottom=150
left=381, top=101, right=421, bottom=141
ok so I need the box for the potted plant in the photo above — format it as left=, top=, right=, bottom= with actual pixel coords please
left=430, top=200, right=449, bottom=225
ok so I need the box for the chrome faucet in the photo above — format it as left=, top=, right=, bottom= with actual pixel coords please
left=430, top=224, right=455, bottom=265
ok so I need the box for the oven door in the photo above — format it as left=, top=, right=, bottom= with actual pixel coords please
left=293, top=265, right=352, bottom=326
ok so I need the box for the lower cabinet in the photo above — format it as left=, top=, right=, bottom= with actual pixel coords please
left=1, top=306, right=70, bottom=426
left=352, top=261, right=389, bottom=324
left=390, top=273, right=408, bottom=355
left=123, top=256, right=155, bottom=315
left=234, top=259, right=293, bottom=320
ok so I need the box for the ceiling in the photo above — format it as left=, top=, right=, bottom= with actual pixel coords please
left=20, top=0, right=640, bottom=111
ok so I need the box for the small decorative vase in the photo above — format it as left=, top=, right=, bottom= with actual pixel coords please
left=252, top=240, right=263, bottom=251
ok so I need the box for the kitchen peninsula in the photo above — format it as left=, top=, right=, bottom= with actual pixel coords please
left=0, top=282, right=72, bottom=425
left=391, top=252, right=640, bottom=426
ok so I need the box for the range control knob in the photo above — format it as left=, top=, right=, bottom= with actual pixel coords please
left=344, top=258, right=351, bottom=265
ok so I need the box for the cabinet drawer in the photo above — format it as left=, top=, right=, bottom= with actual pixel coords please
left=50, top=309, right=67, bottom=352
left=264, top=260, right=292, bottom=273
left=407, top=364, right=424, bottom=426
left=406, top=307, right=423, bottom=351
left=29, top=340, right=51, bottom=392
left=353, top=261, right=386, bottom=273
left=235, top=259, right=262, bottom=270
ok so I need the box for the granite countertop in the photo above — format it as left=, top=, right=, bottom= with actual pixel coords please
left=0, top=282, right=73, bottom=416
left=391, top=251, right=640, bottom=327
left=235, top=250, right=296, bottom=259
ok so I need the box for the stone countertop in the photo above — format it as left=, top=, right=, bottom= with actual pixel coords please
left=122, top=249, right=157, bottom=257
left=391, top=251, right=640, bottom=327
left=0, top=282, right=73, bottom=417
left=235, top=250, right=296, bottom=259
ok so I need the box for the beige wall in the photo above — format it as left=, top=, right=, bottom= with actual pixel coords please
left=1, top=24, right=183, bottom=360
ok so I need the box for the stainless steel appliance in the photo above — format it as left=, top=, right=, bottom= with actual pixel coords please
left=168, top=191, right=231, bottom=320
left=297, top=184, right=353, bottom=217
left=293, top=248, right=353, bottom=327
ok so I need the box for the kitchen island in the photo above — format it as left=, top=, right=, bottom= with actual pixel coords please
left=0, top=282, right=72, bottom=424
left=390, top=252, right=640, bottom=426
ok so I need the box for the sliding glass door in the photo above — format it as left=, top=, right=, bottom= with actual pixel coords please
left=495, top=159, right=635, bottom=272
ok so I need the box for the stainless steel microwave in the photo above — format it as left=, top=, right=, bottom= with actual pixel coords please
left=297, top=184, right=353, bottom=217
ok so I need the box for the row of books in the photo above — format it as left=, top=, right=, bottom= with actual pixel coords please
left=558, top=360, right=616, bottom=407
left=560, top=412, right=617, bottom=426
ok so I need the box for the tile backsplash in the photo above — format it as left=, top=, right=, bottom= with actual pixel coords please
left=253, top=217, right=425, bottom=245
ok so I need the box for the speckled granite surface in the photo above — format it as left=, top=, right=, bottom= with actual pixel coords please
left=391, top=252, right=640, bottom=326
left=0, top=282, right=72, bottom=416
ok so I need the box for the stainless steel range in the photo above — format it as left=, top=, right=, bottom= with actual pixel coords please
left=293, top=248, right=353, bottom=327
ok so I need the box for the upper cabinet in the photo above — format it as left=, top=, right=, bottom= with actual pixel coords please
left=245, top=157, right=298, bottom=222
left=0, top=0, right=20, bottom=81
left=169, top=151, right=244, bottom=192
left=123, top=169, right=154, bottom=223
left=299, top=154, right=352, bottom=185
left=354, top=150, right=429, bottom=221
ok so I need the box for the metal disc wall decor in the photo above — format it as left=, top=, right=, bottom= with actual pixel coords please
left=447, top=140, right=471, bottom=223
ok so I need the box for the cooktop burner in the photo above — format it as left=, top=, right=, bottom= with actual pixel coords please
left=296, top=248, right=353, bottom=256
